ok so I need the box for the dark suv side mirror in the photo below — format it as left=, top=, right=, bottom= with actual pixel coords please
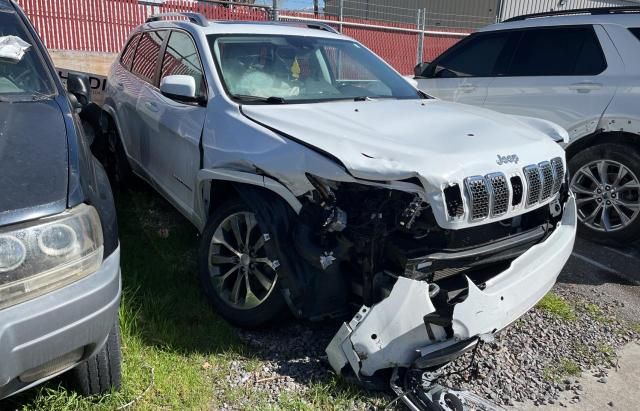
left=67, top=72, right=91, bottom=108
left=414, top=62, right=432, bottom=78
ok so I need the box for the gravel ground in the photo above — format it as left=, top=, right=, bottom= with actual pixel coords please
left=224, top=284, right=638, bottom=410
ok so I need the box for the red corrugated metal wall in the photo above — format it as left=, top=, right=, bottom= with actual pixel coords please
left=15, top=0, right=466, bottom=74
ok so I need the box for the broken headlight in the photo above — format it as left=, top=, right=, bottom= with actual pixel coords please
left=0, top=204, right=103, bottom=309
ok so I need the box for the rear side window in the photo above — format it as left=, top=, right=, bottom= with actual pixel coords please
left=630, top=28, right=640, bottom=41
left=161, top=31, right=205, bottom=96
left=131, top=31, right=168, bottom=85
left=507, top=27, right=606, bottom=76
left=434, top=32, right=510, bottom=77
left=120, top=33, right=141, bottom=70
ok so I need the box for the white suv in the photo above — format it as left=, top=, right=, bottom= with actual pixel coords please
left=414, top=7, right=640, bottom=244
left=101, top=13, right=576, bottom=385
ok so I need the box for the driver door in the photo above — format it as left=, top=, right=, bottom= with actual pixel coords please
left=415, top=31, right=514, bottom=106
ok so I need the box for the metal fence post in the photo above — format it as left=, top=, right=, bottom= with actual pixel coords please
left=272, top=0, right=278, bottom=21
left=416, top=8, right=425, bottom=65
left=339, top=0, right=344, bottom=33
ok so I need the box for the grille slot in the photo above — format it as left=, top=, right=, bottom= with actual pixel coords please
left=551, top=157, right=565, bottom=194
left=511, top=176, right=524, bottom=206
left=486, top=173, right=509, bottom=217
left=444, top=184, right=464, bottom=219
left=539, top=161, right=554, bottom=201
left=465, top=176, right=490, bottom=221
left=524, top=165, right=542, bottom=207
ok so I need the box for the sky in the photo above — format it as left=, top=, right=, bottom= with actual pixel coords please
left=280, top=0, right=324, bottom=10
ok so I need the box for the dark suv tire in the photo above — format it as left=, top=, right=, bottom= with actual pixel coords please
left=66, top=320, right=122, bottom=395
left=569, top=143, right=640, bottom=244
left=198, top=198, right=288, bottom=328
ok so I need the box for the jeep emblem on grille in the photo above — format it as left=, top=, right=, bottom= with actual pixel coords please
left=496, top=154, right=519, bottom=165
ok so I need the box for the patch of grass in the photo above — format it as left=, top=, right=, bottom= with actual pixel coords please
left=632, top=324, right=640, bottom=334
left=543, top=359, right=582, bottom=383
left=537, top=292, right=577, bottom=321
left=1, top=188, right=386, bottom=411
left=581, top=302, right=609, bottom=323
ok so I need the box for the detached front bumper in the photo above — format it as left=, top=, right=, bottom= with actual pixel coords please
left=327, top=197, right=576, bottom=378
left=0, top=247, right=121, bottom=400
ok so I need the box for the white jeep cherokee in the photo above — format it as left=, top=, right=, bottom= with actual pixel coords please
left=101, top=13, right=576, bottom=385
left=414, top=7, right=640, bottom=244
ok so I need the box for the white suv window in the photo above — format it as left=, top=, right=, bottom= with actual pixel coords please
left=630, top=28, right=640, bottom=41
left=432, top=32, right=510, bottom=78
left=507, top=27, right=607, bottom=76
left=161, top=31, right=205, bottom=97
left=131, top=30, right=168, bottom=85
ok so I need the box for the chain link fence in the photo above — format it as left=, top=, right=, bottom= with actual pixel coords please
left=16, top=0, right=483, bottom=74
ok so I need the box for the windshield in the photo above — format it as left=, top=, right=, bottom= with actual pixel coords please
left=0, top=10, right=55, bottom=101
left=208, top=34, right=421, bottom=103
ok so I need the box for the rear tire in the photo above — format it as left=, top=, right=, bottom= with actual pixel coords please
left=569, top=143, right=640, bottom=244
left=66, top=320, right=122, bottom=395
left=198, top=197, right=288, bottom=328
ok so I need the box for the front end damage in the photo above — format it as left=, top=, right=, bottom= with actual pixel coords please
left=326, top=196, right=576, bottom=382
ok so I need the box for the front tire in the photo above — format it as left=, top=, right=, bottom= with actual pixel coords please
left=198, top=198, right=288, bottom=328
left=66, top=320, right=122, bottom=395
left=569, top=143, right=640, bottom=244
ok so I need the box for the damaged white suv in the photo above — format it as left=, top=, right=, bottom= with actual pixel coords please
left=101, top=13, right=576, bottom=390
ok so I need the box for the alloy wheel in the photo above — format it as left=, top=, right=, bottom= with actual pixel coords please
left=207, top=212, right=279, bottom=310
left=570, top=160, right=640, bottom=232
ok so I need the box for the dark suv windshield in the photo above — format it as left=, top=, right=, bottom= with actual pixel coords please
left=208, top=34, right=421, bottom=103
left=0, top=10, right=55, bottom=100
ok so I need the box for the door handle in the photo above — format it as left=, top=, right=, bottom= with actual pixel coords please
left=569, top=82, right=602, bottom=93
left=144, top=101, right=159, bottom=112
left=459, top=84, right=477, bottom=93
left=115, top=82, right=124, bottom=90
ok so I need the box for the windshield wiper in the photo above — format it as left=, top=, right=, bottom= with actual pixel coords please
left=234, top=95, right=286, bottom=104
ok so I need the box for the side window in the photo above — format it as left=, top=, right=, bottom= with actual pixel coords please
left=630, top=28, right=640, bottom=41
left=433, top=32, right=510, bottom=78
left=507, top=27, right=606, bottom=76
left=161, top=31, right=205, bottom=96
left=120, top=33, right=140, bottom=70
left=131, top=30, right=168, bottom=85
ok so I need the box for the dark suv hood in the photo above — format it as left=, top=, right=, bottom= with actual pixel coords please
left=0, top=99, right=68, bottom=226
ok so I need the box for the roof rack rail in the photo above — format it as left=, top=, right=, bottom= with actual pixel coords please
left=504, top=6, right=640, bottom=22
left=146, top=12, right=208, bottom=27
left=255, top=20, right=340, bottom=34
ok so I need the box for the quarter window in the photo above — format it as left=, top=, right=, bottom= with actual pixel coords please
left=630, top=28, right=640, bottom=41
left=507, top=27, right=606, bottom=76
left=120, top=33, right=140, bottom=70
left=161, top=31, right=205, bottom=97
left=433, top=32, right=510, bottom=78
left=131, top=31, right=168, bottom=85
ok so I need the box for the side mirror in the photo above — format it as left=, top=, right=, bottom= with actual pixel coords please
left=414, top=61, right=432, bottom=78
left=160, top=75, right=199, bottom=103
left=67, top=72, right=91, bottom=108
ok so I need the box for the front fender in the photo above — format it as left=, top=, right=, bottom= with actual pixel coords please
left=195, top=168, right=303, bottom=232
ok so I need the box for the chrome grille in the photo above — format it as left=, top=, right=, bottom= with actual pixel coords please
left=450, top=157, right=565, bottom=221
left=539, top=161, right=554, bottom=201
left=524, top=165, right=542, bottom=207
left=486, top=173, right=509, bottom=217
left=551, top=157, right=565, bottom=194
left=464, top=176, right=490, bottom=221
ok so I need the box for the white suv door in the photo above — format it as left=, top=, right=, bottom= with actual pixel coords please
left=137, top=29, right=207, bottom=213
left=414, top=31, right=512, bottom=105
left=483, top=25, right=621, bottom=141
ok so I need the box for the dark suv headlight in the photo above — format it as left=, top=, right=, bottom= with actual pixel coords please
left=0, top=204, right=103, bottom=309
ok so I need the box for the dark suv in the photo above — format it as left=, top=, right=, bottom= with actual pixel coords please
left=0, top=0, right=121, bottom=399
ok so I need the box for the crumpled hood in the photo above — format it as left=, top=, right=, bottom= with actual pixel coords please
left=241, top=99, right=565, bottom=188
left=0, top=99, right=68, bottom=226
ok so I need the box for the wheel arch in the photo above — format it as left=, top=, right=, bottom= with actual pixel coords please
left=195, top=169, right=303, bottom=232
left=566, top=131, right=640, bottom=161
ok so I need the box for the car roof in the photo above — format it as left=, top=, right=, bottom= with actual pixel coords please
left=141, top=19, right=346, bottom=40
left=481, top=11, right=640, bottom=32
